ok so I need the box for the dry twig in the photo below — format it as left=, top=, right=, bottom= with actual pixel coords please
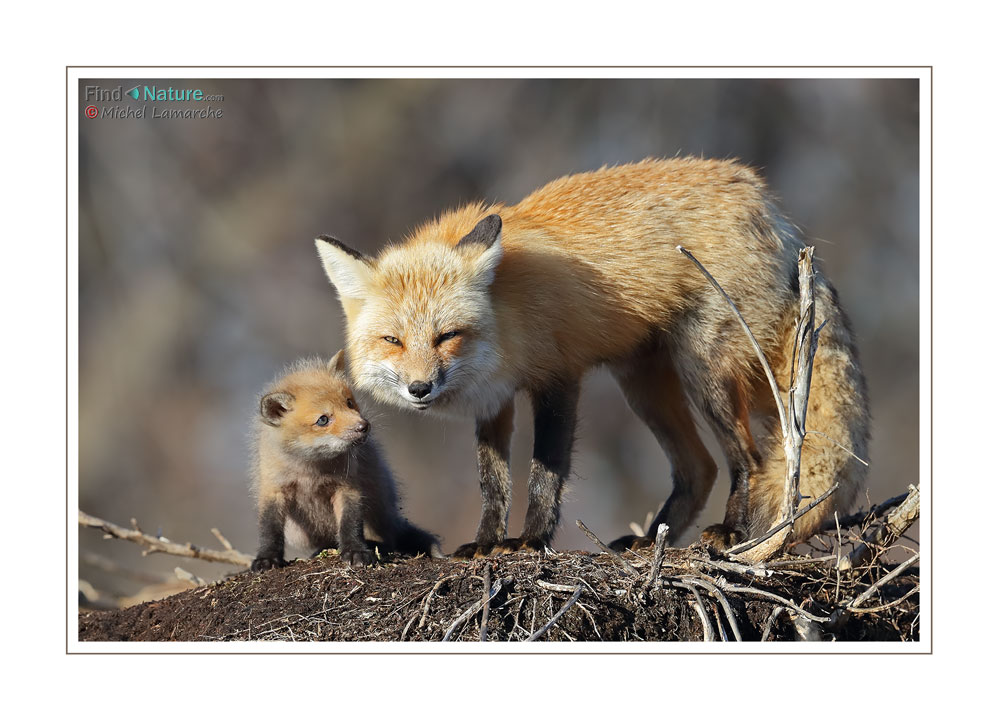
left=479, top=564, right=491, bottom=641
left=838, top=485, right=920, bottom=573
left=442, top=577, right=505, bottom=641
left=575, top=520, right=639, bottom=575
left=527, top=586, right=583, bottom=642
left=79, top=510, right=253, bottom=567
left=645, top=523, right=670, bottom=589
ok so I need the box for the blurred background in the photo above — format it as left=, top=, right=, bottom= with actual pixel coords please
left=78, top=78, right=919, bottom=603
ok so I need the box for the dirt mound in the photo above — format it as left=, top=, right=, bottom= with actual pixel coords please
left=78, top=545, right=918, bottom=643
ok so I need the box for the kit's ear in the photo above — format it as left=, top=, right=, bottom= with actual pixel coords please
left=327, top=349, right=347, bottom=375
left=315, top=235, right=374, bottom=301
left=260, top=391, right=294, bottom=427
left=457, top=214, right=503, bottom=286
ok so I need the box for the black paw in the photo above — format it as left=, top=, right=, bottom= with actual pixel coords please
left=700, top=524, right=744, bottom=551
left=340, top=547, right=376, bottom=567
left=251, top=556, right=288, bottom=572
left=608, top=534, right=654, bottom=552
left=494, top=537, right=547, bottom=554
left=450, top=541, right=494, bottom=559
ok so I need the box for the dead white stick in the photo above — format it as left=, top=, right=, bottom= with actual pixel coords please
left=728, top=483, right=838, bottom=557
left=687, top=586, right=716, bottom=642
left=677, top=245, right=788, bottom=433
left=442, top=578, right=504, bottom=642
left=847, top=552, right=920, bottom=610
left=838, top=485, right=920, bottom=573
left=679, top=246, right=822, bottom=562
left=645, top=523, right=670, bottom=588
left=479, top=565, right=491, bottom=642
left=79, top=510, right=253, bottom=567
left=527, top=586, right=583, bottom=642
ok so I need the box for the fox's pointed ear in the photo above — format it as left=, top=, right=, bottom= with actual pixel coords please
left=315, top=235, right=373, bottom=300
left=261, top=391, right=294, bottom=427
left=327, top=350, right=347, bottom=375
left=458, top=214, right=503, bottom=285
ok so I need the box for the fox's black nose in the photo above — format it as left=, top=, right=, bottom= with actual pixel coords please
left=408, top=381, right=432, bottom=399
left=353, top=419, right=370, bottom=434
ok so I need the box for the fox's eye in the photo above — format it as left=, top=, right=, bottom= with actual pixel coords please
left=346, top=398, right=356, bottom=410
left=383, top=336, right=401, bottom=346
left=316, top=415, right=330, bottom=427
left=435, top=330, right=461, bottom=345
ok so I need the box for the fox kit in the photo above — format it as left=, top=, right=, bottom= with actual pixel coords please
left=314, top=158, right=870, bottom=556
left=250, top=351, right=438, bottom=569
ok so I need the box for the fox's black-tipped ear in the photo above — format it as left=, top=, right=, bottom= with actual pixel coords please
left=315, top=235, right=373, bottom=300
left=458, top=215, right=503, bottom=285
left=327, top=349, right=347, bottom=375
left=261, top=392, right=294, bottom=426
left=458, top=214, right=502, bottom=249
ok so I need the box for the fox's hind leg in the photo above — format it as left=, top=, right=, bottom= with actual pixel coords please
left=683, top=365, right=763, bottom=549
left=609, top=349, right=719, bottom=550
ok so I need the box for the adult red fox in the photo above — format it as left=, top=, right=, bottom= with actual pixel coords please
left=314, top=158, right=870, bottom=556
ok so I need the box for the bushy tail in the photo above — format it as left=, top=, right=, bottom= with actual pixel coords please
left=748, top=278, right=871, bottom=543
left=393, top=521, right=444, bottom=559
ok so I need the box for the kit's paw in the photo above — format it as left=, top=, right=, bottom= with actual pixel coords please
left=340, top=547, right=377, bottom=567
left=251, top=556, right=288, bottom=572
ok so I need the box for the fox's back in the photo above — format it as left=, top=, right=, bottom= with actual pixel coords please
left=488, top=159, right=801, bottom=375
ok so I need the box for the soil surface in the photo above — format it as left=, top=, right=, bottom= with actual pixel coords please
left=78, top=546, right=919, bottom=643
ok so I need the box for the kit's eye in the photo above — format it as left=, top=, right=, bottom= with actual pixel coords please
left=316, top=415, right=330, bottom=427
left=383, top=336, right=401, bottom=346
left=346, top=398, right=356, bottom=410
left=435, top=330, right=461, bottom=345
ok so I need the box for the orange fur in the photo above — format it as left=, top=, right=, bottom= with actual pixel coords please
left=315, top=158, right=870, bottom=547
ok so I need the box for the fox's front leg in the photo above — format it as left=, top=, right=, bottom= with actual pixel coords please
left=252, top=498, right=288, bottom=572
left=451, top=399, right=515, bottom=558
left=497, top=380, right=579, bottom=554
left=334, top=487, right=376, bottom=567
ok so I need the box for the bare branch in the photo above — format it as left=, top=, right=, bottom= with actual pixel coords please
left=823, top=492, right=910, bottom=531
left=575, top=520, right=639, bottom=576
left=479, top=564, right=491, bottom=642
left=79, top=510, right=253, bottom=567
left=677, top=245, right=787, bottom=435
left=686, top=585, right=716, bottom=642
left=679, top=247, right=826, bottom=562
left=536, top=580, right=578, bottom=593
left=418, top=575, right=457, bottom=630
left=728, top=482, right=838, bottom=557
left=760, top=606, right=785, bottom=642
left=527, top=586, right=583, bottom=642
left=211, top=528, right=236, bottom=551
left=645, top=523, right=669, bottom=588
left=838, top=485, right=920, bottom=573
left=680, top=576, right=742, bottom=642
left=442, top=577, right=505, bottom=642
left=847, top=553, right=920, bottom=611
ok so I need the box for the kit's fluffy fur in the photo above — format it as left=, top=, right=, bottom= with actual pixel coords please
left=250, top=353, right=438, bottom=569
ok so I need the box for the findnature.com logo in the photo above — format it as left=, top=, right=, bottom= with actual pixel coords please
left=83, top=84, right=225, bottom=119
